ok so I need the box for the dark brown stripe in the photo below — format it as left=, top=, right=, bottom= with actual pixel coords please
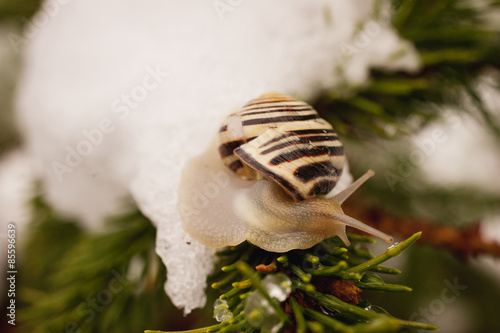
left=294, top=161, right=340, bottom=183
left=262, top=135, right=341, bottom=154
left=258, top=129, right=338, bottom=149
left=308, top=180, right=337, bottom=196
left=242, top=102, right=306, bottom=110
left=258, top=133, right=294, bottom=148
left=228, top=160, right=244, bottom=172
left=241, top=107, right=314, bottom=116
left=244, top=99, right=297, bottom=108
left=219, top=140, right=244, bottom=158
left=219, top=125, right=227, bottom=132
left=270, top=146, right=344, bottom=165
left=242, top=114, right=319, bottom=126
left=234, top=148, right=305, bottom=201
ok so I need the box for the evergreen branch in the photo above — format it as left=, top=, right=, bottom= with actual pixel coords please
left=354, top=282, right=412, bottom=292
left=303, top=308, right=354, bottom=333
left=19, top=193, right=171, bottom=333
left=145, top=326, right=220, bottom=333
left=316, top=0, right=500, bottom=139
left=289, top=298, right=307, bottom=333
left=346, top=232, right=421, bottom=273
left=303, top=289, right=438, bottom=331
left=0, top=0, right=41, bottom=19
left=148, top=232, right=436, bottom=332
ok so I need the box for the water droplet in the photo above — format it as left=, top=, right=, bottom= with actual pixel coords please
left=243, top=273, right=291, bottom=333
left=388, top=242, right=399, bottom=250
left=261, top=273, right=292, bottom=302
left=245, top=291, right=283, bottom=332
left=319, top=304, right=337, bottom=315
left=364, top=304, right=387, bottom=314
left=213, top=299, right=233, bottom=322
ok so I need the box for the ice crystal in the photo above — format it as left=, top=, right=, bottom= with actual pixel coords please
left=244, top=274, right=292, bottom=332
left=213, top=299, right=233, bottom=323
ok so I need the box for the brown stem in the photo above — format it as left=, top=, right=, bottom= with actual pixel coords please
left=343, top=200, right=500, bottom=260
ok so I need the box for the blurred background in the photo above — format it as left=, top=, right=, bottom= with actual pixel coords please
left=1, top=0, right=500, bottom=332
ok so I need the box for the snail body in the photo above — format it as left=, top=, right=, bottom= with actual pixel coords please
left=179, top=92, right=392, bottom=252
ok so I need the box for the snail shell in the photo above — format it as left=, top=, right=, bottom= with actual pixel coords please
left=218, top=92, right=345, bottom=201
left=178, top=92, right=393, bottom=252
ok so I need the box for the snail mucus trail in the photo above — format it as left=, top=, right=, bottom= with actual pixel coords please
left=179, top=92, right=393, bottom=252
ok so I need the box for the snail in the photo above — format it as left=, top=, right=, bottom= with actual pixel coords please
left=179, top=92, right=393, bottom=252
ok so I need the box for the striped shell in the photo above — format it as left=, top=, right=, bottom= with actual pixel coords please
left=218, top=92, right=345, bottom=201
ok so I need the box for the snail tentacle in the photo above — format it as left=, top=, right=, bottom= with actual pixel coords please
left=333, top=169, right=375, bottom=205
left=328, top=213, right=394, bottom=245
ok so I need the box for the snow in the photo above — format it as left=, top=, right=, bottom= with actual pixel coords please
left=416, top=110, right=500, bottom=195
left=13, top=0, right=419, bottom=313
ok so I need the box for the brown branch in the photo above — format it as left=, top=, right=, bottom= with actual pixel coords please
left=343, top=200, right=500, bottom=260
left=255, top=263, right=277, bottom=274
